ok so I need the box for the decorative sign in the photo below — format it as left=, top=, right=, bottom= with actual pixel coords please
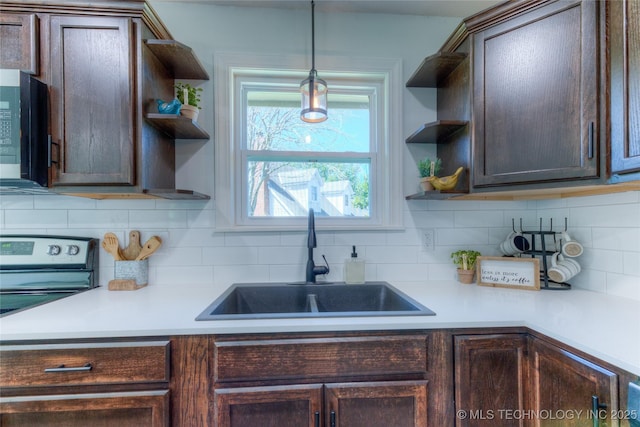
left=476, top=256, right=540, bottom=291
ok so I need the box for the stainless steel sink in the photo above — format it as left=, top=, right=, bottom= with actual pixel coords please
left=195, top=281, right=435, bottom=320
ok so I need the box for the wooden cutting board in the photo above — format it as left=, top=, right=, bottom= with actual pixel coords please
left=108, top=279, right=148, bottom=291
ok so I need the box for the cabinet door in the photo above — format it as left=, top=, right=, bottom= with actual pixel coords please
left=530, top=339, right=618, bottom=427
left=49, top=15, right=135, bottom=186
left=0, top=13, right=38, bottom=74
left=214, top=384, right=323, bottom=427
left=325, top=380, right=428, bottom=427
left=472, top=0, right=599, bottom=187
left=454, top=334, right=529, bottom=427
left=0, top=390, right=169, bottom=427
left=610, top=0, right=640, bottom=174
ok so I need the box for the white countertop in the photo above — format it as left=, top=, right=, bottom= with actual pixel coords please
left=1, top=281, right=639, bottom=376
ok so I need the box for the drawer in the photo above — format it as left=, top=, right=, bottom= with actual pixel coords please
left=214, top=334, right=428, bottom=383
left=0, top=341, right=170, bottom=388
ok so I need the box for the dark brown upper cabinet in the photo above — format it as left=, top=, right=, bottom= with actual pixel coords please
left=0, top=1, right=210, bottom=199
left=610, top=0, right=640, bottom=175
left=472, top=0, right=599, bottom=188
left=406, top=0, right=640, bottom=199
left=49, top=15, right=136, bottom=187
left=0, top=12, right=38, bottom=74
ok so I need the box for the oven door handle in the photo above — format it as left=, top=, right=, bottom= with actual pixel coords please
left=44, top=363, right=92, bottom=373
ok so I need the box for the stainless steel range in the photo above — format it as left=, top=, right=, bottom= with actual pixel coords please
left=0, top=235, right=99, bottom=317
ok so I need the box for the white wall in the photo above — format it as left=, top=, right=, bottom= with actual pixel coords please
left=0, top=2, right=638, bottom=302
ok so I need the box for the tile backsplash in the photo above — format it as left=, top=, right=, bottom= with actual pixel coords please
left=1, top=191, right=638, bottom=301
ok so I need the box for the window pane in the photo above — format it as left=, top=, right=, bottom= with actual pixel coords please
left=247, top=160, right=370, bottom=218
left=246, top=91, right=370, bottom=153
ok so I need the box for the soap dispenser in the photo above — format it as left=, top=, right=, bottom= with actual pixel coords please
left=344, top=245, right=365, bottom=284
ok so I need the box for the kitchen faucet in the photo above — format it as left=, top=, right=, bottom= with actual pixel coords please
left=306, top=208, right=330, bottom=284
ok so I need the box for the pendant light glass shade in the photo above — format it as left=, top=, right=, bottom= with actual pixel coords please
left=301, top=0, right=327, bottom=123
left=300, top=70, right=327, bottom=123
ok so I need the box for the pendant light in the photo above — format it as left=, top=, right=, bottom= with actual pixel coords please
left=300, top=0, right=328, bottom=123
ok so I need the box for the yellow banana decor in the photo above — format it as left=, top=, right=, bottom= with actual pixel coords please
left=426, top=166, right=464, bottom=191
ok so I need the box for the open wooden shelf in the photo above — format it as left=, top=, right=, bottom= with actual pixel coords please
left=406, top=168, right=470, bottom=200
left=145, top=114, right=210, bottom=139
left=406, top=52, right=467, bottom=87
left=145, top=39, right=209, bottom=80
left=143, top=188, right=210, bottom=200
left=406, top=120, right=468, bottom=144
left=405, top=190, right=468, bottom=200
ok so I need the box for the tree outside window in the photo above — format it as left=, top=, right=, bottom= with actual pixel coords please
left=245, top=90, right=371, bottom=218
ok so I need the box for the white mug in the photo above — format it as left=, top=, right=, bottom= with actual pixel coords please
left=556, top=253, right=581, bottom=276
left=559, top=231, right=584, bottom=258
left=559, top=255, right=581, bottom=275
left=499, top=231, right=531, bottom=256
left=548, top=252, right=579, bottom=283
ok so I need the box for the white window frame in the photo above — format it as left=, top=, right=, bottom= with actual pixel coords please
left=214, top=52, right=403, bottom=231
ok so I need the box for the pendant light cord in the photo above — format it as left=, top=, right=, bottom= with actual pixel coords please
left=300, top=0, right=327, bottom=122
left=311, top=0, right=316, bottom=72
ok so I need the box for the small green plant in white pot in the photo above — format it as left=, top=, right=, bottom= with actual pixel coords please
left=451, top=249, right=481, bottom=284
left=175, top=82, right=202, bottom=121
left=418, top=157, right=442, bottom=191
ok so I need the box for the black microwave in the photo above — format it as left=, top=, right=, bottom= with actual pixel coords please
left=0, top=70, right=49, bottom=190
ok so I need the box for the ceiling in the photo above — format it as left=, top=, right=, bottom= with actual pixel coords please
left=167, top=0, right=503, bottom=18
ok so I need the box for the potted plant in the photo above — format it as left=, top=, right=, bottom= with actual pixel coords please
left=175, top=82, right=203, bottom=121
left=450, top=249, right=481, bottom=284
left=418, top=157, right=442, bottom=191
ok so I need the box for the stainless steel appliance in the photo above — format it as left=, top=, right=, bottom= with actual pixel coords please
left=0, top=235, right=99, bottom=317
left=0, top=69, right=49, bottom=194
left=630, top=382, right=640, bottom=427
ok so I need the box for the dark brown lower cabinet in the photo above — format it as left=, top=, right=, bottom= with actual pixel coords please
left=325, top=381, right=428, bottom=427
left=212, top=332, right=431, bottom=426
left=0, top=391, right=169, bottom=427
left=214, top=380, right=428, bottom=427
left=0, top=330, right=629, bottom=427
left=454, top=334, right=529, bottom=427
left=215, top=384, right=323, bottom=427
left=530, top=338, right=618, bottom=427
left=0, top=340, right=171, bottom=427
left=454, top=333, right=624, bottom=427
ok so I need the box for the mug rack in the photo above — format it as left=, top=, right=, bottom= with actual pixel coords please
left=511, top=218, right=572, bottom=290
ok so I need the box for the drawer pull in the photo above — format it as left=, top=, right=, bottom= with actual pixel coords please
left=591, top=395, right=607, bottom=427
left=44, top=363, right=92, bottom=373
left=588, top=121, right=595, bottom=159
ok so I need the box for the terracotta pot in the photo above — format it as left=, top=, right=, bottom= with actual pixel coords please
left=180, top=104, right=199, bottom=121
left=456, top=268, right=476, bottom=284
left=420, top=177, right=434, bottom=191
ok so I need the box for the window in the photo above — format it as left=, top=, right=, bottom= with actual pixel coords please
left=214, top=53, right=402, bottom=230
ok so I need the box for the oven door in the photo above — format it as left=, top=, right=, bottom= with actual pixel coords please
left=0, top=289, right=83, bottom=317
left=0, top=271, right=93, bottom=317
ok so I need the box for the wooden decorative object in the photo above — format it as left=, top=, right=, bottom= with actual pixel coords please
left=476, top=256, right=540, bottom=290
left=108, top=279, right=147, bottom=291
